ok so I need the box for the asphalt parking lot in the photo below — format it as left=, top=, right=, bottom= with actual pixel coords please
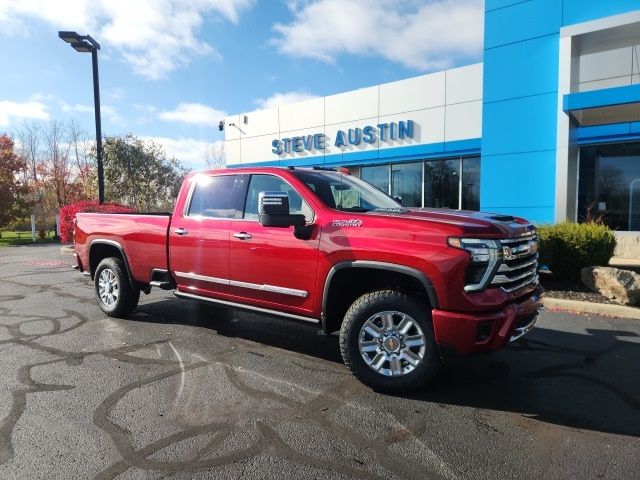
left=0, top=244, right=638, bottom=480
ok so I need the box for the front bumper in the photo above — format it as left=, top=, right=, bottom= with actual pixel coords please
left=431, top=286, right=543, bottom=356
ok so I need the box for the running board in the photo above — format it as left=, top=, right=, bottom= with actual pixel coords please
left=173, top=290, right=320, bottom=325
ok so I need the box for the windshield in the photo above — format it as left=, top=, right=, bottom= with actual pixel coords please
left=291, top=170, right=402, bottom=212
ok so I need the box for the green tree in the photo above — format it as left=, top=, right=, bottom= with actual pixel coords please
left=102, top=134, right=189, bottom=211
left=0, top=134, right=29, bottom=230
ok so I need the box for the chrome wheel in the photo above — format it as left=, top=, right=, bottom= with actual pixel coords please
left=98, top=268, right=119, bottom=307
left=358, top=311, right=426, bottom=377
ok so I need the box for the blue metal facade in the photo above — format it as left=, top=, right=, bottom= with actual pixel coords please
left=481, top=0, right=640, bottom=223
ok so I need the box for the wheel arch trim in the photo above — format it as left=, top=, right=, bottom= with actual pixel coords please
left=321, top=260, right=439, bottom=331
left=89, top=238, right=136, bottom=290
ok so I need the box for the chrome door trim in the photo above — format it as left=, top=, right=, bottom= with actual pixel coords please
left=174, top=291, right=319, bottom=324
left=174, top=271, right=308, bottom=298
left=229, top=279, right=308, bottom=298
left=175, top=271, right=229, bottom=285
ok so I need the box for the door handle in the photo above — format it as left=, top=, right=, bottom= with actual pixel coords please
left=233, top=232, right=252, bottom=240
left=174, top=228, right=189, bottom=235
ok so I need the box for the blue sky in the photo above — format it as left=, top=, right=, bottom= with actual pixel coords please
left=0, top=0, right=483, bottom=169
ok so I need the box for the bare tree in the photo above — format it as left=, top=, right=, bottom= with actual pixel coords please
left=67, top=119, right=96, bottom=199
left=16, top=120, right=42, bottom=184
left=203, top=141, right=225, bottom=170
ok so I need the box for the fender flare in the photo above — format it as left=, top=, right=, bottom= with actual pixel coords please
left=89, top=239, right=137, bottom=290
left=321, top=260, right=439, bottom=331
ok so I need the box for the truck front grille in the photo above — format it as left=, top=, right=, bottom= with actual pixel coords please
left=490, top=234, right=539, bottom=293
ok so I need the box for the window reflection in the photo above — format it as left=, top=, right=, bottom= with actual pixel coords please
left=424, top=159, right=460, bottom=209
left=578, top=142, right=640, bottom=231
left=361, top=165, right=390, bottom=194
left=391, top=162, right=422, bottom=207
left=462, top=156, right=481, bottom=211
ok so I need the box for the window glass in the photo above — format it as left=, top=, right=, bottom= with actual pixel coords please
left=391, top=162, right=422, bottom=207
left=292, top=170, right=400, bottom=212
left=361, top=165, right=390, bottom=194
left=578, top=142, right=640, bottom=231
left=243, top=174, right=312, bottom=222
left=461, top=156, right=481, bottom=211
left=187, top=175, right=237, bottom=218
left=424, top=159, right=460, bottom=209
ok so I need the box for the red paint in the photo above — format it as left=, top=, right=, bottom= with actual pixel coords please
left=74, top=167, right=543, bottom=357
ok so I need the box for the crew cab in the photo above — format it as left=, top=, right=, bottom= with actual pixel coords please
left=74, top=167, right=543, bottom=392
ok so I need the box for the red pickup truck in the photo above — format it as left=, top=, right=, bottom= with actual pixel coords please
left=74, top=167, right=543, bottom=392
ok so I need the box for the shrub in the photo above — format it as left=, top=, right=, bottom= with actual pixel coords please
left=59, top=200, right=135, bottom=244
left=537, top=222, right=616, bottom=282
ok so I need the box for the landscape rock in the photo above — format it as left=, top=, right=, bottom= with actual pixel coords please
left=580, top=266, right=640, bottom=307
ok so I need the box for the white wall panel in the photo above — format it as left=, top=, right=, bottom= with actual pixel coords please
left=240, top=135, right=280, bottom=164
left=379, top=72, right=445, bottom=116
left=323, top=117, right=380, bottom=156
left=279, top=97, right=325, bottom=132
left=378, top=108, right=445, bottom=151
left=325, top=86, right=379, bottom=125
left=445, top=101, right=482, bottom=142
left=240, top=108, right=279, bottom=138
left=446, top=63, right=483, bottom=104
left=225, top=139, right=241, bottom=165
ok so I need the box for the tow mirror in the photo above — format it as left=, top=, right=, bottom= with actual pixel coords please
left=258, top=191, right=306, bottom=227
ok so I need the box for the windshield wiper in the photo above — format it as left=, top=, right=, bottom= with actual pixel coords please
left=339, top=206, right=371, bottom=212
left=373, top=208, right=410, bottom=213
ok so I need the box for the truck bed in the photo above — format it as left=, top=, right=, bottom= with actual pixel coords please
left=74, top=212, right=172, bottom=284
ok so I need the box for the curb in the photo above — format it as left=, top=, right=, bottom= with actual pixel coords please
left=543, top=297, right=640, bottom=320
left=60, top=245, right=75, bottom=256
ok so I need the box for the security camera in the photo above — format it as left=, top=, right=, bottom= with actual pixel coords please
left=218, top=120, right=224, bottom=131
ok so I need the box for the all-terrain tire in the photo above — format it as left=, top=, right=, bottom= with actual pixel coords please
left=94, top=257, right=138, bottom=317
left=339, top=290, right=440, bottom=393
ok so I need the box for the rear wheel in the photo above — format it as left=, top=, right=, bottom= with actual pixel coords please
left=339, top=290, right=440, bottom=393
left=94, top=257, right=138, bottom=317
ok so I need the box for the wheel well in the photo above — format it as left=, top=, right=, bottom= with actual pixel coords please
left=89, top=243, right=136, bottom=289
left=322, top=267, right=431, bottom=334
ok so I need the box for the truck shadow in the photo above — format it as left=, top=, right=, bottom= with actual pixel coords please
left=133, top=299, right=640, bottom=437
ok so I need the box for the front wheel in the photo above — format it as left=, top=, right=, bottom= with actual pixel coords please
left=94, top=257, right=139, bottom=317
left=339, top=290, right=440, bottom=393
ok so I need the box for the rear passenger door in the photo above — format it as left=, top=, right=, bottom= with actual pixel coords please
left=169, top=174, right=240, bottom=298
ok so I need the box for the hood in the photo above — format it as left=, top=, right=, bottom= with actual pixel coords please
left=364, top=207, right=536, bottom=238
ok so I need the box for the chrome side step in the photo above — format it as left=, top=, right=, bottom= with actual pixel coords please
left=173, top=290, right=320, bottom=325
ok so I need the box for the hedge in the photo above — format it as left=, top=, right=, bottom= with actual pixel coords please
left=537, top=222, right=616, bottom=282
left=59, top=200, right=135, bottom=243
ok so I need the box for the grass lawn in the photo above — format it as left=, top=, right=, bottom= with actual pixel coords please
left=0, top=231, right=57, bottom=247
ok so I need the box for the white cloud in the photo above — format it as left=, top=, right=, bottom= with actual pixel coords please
left=59, top=101, right=122, bottom=125
left=272, top=0, right=483, bottom=71
left=141, top=136, right=221, bottom=170
left=254, top=91, right=318, bottom=109
left=159, top=102, right=226, bottom=127
left=0, top=99, right=49, bottom=127
left=0, top=0, right=255, bottom=79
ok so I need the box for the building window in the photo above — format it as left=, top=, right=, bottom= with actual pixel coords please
left=361, top=164, right=390, bottom=194
left=461, top=156, right=481, bottom=211
left=424, top=159, right=460, bottom=209
left=578, top=142, right=640, bottom=231
left=391, top=162, right=422, bottom=207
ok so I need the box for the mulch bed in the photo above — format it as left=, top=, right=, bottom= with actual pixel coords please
left=539, top=274, right=617, bottom=305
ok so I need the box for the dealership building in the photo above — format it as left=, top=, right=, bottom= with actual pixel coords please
left=224, top=1, right=640, bottom=246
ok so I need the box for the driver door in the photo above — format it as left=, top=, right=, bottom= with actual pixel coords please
left=228, top=173, right=320, bottom=316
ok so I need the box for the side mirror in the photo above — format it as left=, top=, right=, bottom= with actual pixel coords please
left=258, top=191, right=306, bottom=227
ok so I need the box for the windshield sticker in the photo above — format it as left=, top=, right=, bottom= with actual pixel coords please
left=332, top=219, right=363, bottom=227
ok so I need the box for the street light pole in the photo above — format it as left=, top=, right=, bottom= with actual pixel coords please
left=58, top=31, right=105, bottom=204
left=91, top=47, right=104, bottom=204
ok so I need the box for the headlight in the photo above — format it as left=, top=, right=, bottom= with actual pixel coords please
left=448, top=237, right=501, bottom=292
